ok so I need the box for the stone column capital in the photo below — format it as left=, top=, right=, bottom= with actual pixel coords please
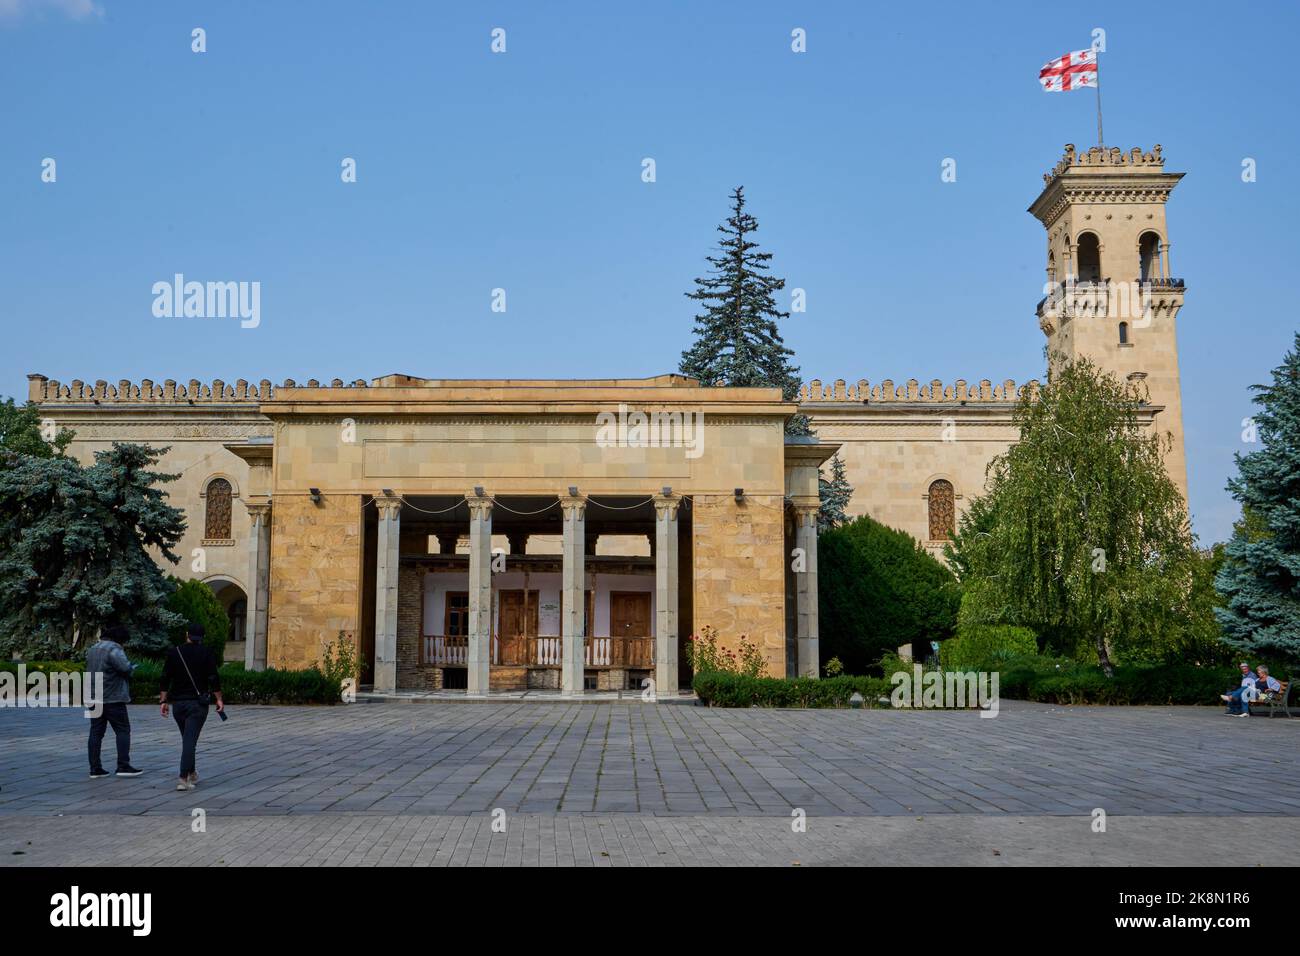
left=559, top=494, right=586, bottom=519
left=652, top=494, right=680, bottom=519
left=466, top=494, right=493, bottom=519
left=375, top=495, right=402, bottom=520
left=245, top=498, right=272, bottom=521
left=792, top=502, right=820, bottom=528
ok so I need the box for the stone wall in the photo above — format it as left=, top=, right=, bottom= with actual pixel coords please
left=396, top=564, right=442, bottom=689
left=690, top=494, right=787, bottom=677
left=267, top=494, right=363, bottom=670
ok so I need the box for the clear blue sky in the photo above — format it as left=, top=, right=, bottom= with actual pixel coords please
left=3, top=0, right=1295, bottom=544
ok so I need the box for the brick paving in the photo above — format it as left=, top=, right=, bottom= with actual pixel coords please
left=1, top=700, right=1296, bottom=864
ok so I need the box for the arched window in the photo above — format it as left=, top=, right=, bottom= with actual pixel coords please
left=927, top=480, right=955, bottom=541
left=1138, top=231, right=1162, bottom=281
left=1118, top=321, right=1129, bottom=345
left=1076, top=232, right=1101, bottom=283
left=204, top=478, right=233, bottom=539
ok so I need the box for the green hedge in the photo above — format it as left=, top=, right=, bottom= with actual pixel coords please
left=996, top=657, right=1239, bottom=705
left=693, top=671, right=893, bottom=708
left=1, top=660, right=341, bottom=705
left=692, top=660, right=1243, bottom=708
left=939, top=625, right=1038, bottom=671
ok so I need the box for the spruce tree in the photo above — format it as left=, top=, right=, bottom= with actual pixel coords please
left=818, top=453, right=853, bottom=531
left=680, top=186, right=810, bottom=434
left=0, top=442, right=186, bottom=657
left=1215, top=332, right=1300, bottom=661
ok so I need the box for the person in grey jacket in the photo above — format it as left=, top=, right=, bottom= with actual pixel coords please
left=85, top=624, right=143, bottom=778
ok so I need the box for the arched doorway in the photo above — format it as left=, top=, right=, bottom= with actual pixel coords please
left=205, top=577, right=249, bottom=663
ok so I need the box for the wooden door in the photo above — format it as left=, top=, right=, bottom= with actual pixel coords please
left=609, top=591, right=652, bottom=667
left=497, top=590, right=538, bottom=665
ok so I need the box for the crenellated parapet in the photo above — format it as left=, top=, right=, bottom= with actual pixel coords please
left=799, top=378, right=1039, bottom=404
left=1043, top=143, right=1164, bottom=184
left=27, top=373, right=371, bottom=404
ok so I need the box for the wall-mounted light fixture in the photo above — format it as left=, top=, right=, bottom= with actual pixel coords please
left=734, top=487, right=745, bottom=503
left=568, top=485, right=579, bottom=498
left=473, top=485, right=485, bottom=498
left=309, top=487, right=322, bottom=505
left=661, top=485, right=672, bottom=496
left=381, top=488, right=395, bottom=498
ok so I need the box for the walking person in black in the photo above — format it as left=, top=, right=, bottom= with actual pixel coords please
left=159, top=623, right=223, bottom=792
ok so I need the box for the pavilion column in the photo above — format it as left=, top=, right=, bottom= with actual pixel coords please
left=372, top=496, right=402, bottom=692
left=794, top=504, right=820, bottom=678
left=653, top=494, right=680, bottom=696
left=560, top=493, right=587, bottom=696
left=466, top=493, right=494, bottom=695
left=243, top=500, right=272, bottom=672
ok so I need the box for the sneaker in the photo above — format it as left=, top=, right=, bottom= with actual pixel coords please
left=1235, top=712, right=1250, bottom=718
left=1220, top=695, right=1232, bottom=702
left=175, top=779, right=193, bottom=791
left=89, top=769, right=110, bottom=779
left=115, top=766, right=143, bottom=777
left=187, top=771, right=198, bottom=786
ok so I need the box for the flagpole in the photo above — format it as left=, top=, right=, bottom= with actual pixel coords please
left=1095, top=52, right=1104, bottom=146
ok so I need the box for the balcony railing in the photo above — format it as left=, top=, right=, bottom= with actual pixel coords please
left=423, top=635, right=653, bottom=668
left=424, top=635, right=468, bottom=666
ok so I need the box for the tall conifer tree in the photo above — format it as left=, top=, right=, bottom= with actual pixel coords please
left=680, top=186, right=810, bottom=434
left=818, top=453, right=853, bottom=531
left=1215, top=332, right=1300, bottom=660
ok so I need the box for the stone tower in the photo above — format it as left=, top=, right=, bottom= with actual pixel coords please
left=1029, top=144, right=1189, bottom=500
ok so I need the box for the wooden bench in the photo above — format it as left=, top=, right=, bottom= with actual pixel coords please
left=1249, top=679, right=1294, bottom=718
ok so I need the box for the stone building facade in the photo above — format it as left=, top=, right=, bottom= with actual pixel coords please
left=22, top=144, right=1189, bottom=685
left=28, top=374, right=832, bottom=693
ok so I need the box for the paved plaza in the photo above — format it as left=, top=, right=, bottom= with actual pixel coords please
left=2, top=700, right=1297, bottom=865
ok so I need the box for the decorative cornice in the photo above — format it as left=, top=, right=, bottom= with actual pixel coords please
left=34, top=421, right=272, bottom=440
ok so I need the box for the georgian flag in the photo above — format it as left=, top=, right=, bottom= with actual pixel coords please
left=1039, top=48, right=1098, bottom=91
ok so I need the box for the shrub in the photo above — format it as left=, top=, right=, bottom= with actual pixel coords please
left=940, top=625, right=1038, bottom=672
left=994, top=658, right=1240, bottom=705
left=320, top=631, right=361, bottom=694
left=1, top=660, right=340, bottom=705
left=164, top=577, right=229, bottom=665
left=877, top=650, right=925, bottom=680
left=216, top=666, right=341, bottom=705
left=693, top=671, right=893, bottom=708
left=819, top=515, right=959, bottom=674
left=684, top=626, right=768, bottom=678
left=692, top=655, right=1249, bottom=708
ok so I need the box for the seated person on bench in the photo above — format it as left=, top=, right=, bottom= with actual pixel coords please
left=1220, top=663, right=1254, bottom=713
left=1221, top=665, right=1281, bottom=716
